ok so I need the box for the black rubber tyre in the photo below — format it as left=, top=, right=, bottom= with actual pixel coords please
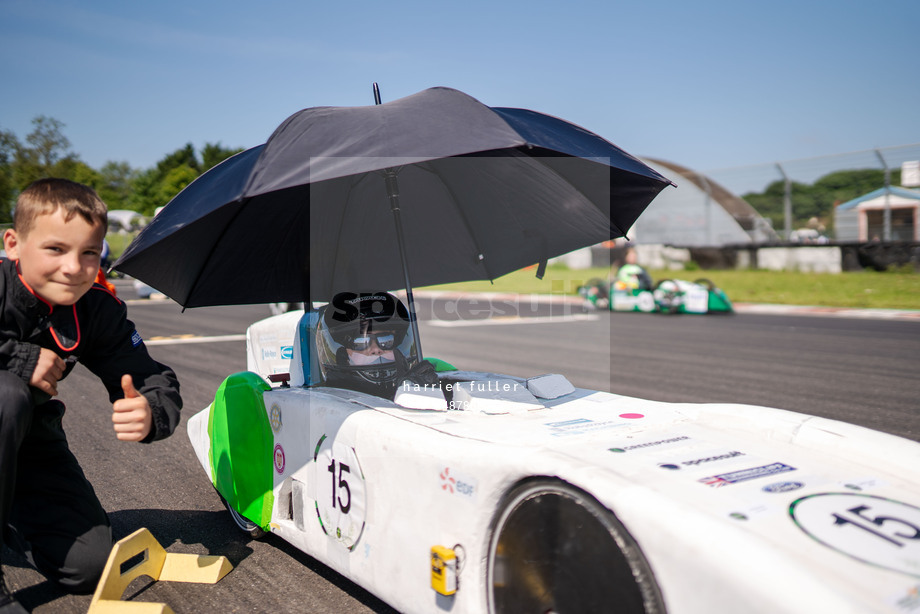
left=693, top=278, right=715, bottom=291
left=219, top=493, right=267, bottom=539
left=487, top=479, right=665, bottom=614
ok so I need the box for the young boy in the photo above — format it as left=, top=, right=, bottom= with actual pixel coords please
left=0, top=179, right=182, bottom=613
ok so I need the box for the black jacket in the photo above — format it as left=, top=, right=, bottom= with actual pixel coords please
left=0, top=258, right=181, bottom=442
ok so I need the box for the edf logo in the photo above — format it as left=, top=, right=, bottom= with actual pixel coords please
left=439, top=467, right=476, bottom=499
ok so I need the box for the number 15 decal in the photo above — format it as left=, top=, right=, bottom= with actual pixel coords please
left=314, top=434, right=366, bottom=551
left=832, top=504, right=920, bottom=547
left=328, top=459, right=351, bottom=514
left=791, top=493, right=920, bottom=578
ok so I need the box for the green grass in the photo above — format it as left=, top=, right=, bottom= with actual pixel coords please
left=419, top=265, right=920, bottom=310
left=107, top=231, right=918, bottom=310
left=105, top=232, right=138, bottom=259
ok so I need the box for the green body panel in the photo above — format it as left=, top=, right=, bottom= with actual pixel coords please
left=207, top=371, right=274, bottom=530
left=425, top=357, right=457, bottom=372
left=708, top=289, right=734, bottom=312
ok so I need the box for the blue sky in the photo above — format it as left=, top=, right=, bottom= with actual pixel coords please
left=2, top=0, right=918, bottom=178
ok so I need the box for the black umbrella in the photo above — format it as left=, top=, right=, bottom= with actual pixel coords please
left=115, top=87, right=671, bottom=311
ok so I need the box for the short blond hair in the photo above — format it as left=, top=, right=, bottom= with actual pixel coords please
left=15, top=178, right=108, bottom=237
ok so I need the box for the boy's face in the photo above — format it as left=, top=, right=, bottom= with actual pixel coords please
left=3, top=208, right=105, bottom=306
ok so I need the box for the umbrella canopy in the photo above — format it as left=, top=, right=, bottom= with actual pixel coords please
left=114, top=87, right=672, bottom=308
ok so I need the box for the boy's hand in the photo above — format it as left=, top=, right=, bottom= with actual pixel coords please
left=112, top=374, right=152, bottom=442
left=31, top=347, right=65, bottom=396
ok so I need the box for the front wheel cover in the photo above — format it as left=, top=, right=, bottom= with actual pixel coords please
left=486, top=479, right=665, bottom=614
left=219, top=492, right=267, bottom=539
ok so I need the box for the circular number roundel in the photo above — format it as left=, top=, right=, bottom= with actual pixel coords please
left=789, top=492, right=920, bottom=578
left=313, top=435, right=366, bottom=551
left=637, top=292, right=656, bottom=313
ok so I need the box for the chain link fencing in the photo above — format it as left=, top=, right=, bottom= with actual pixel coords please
left=676, top=143, right=920, bottom=243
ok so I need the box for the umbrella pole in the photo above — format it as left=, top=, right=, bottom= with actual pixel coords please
left=384, top=169, right=424, bottom=362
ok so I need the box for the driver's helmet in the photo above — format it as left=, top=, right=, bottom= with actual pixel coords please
left=315, top=292, right=418, bottom=398
left=616, top=263, right=653, bottom=291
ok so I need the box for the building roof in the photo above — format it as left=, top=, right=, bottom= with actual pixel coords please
left=836, top=186, right=920, bottom=211
left=636, top=158, right=779, bottom=245
left=643, top=157, right=767, bottom=222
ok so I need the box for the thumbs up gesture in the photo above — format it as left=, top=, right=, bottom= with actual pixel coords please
left=112, top=374, right=153, bottom=442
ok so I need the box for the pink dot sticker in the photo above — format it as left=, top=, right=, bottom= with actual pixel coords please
left=619, top=413, right=645, bottom=420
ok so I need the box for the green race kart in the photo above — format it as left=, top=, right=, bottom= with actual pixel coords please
left=579, top=273, right=734, bottom=315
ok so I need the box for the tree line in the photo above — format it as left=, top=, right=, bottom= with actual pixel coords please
left=0, top=116, right=243, bottom=223
left=742, top=168, right=903, bottom=233
left=0, top=115, right=903, bottom=234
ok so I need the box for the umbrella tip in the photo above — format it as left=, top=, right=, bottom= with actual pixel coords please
left=373, top=83, right=382, bottom=105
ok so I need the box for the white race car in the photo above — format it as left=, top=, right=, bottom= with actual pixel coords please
left=186, top=304, right=920, bottom=614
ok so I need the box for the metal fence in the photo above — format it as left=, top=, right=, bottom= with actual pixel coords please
left=652, top=143, right=920, bottom=244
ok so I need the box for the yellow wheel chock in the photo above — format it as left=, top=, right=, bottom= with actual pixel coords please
left=88, top=527, right=233, bottom=613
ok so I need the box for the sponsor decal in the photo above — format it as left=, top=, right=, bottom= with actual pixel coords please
left=893, top=584, right=920, bottom=612
left=440, top=468, right=456, bottom=493
left=546, top=417, right=629, bottom=437
left=730, top=503, right=772, bottom=521
left=608, top=435, right=691, bottom=453
left=269, top=404, right=282, bottom=432
left=681, top=451, right=744, bottom=466
left=841, top=477, right=884, bottom=492
left=763, top=481, right=804, bottom=494
left=658, top=451, right=745, bottom=469
left=439, top=467, right=476, bottom=499
left=699, top=462, right=796, bottom=488
left=262, top=347, right=279, bottom=360
left=273, top=444, right=285, bottom=474
left=618, top=413, right=645, bottom=419
left=131, top=330, right=143, bottom=347
left=612, top=291, right=638, bottom=311
left=546, top=418, right=592, bottom=428
left=790, top=493, right=920, bottom=579
left=280, top=345, right=294, bottom=360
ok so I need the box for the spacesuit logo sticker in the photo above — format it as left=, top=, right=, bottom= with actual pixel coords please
left=274, top=444, right=285, bottom=474
left=675, top=450, right=745, bottom=467
left=131, top=330, right=143, bottom=347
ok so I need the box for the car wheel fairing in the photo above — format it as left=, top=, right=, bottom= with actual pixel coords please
left=488, top=480, right=665, bottom=614
left=208, top=372, right=275, bottom=531
left=219, top=492, right=267, bottom=539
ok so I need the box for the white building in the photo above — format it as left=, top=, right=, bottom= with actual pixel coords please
left=834, top=186, right=920, bottom=242
left=631, top=158, right=779, bottom=246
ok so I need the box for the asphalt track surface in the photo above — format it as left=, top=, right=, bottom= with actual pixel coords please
left=4, top=280, right=919, bottom=613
